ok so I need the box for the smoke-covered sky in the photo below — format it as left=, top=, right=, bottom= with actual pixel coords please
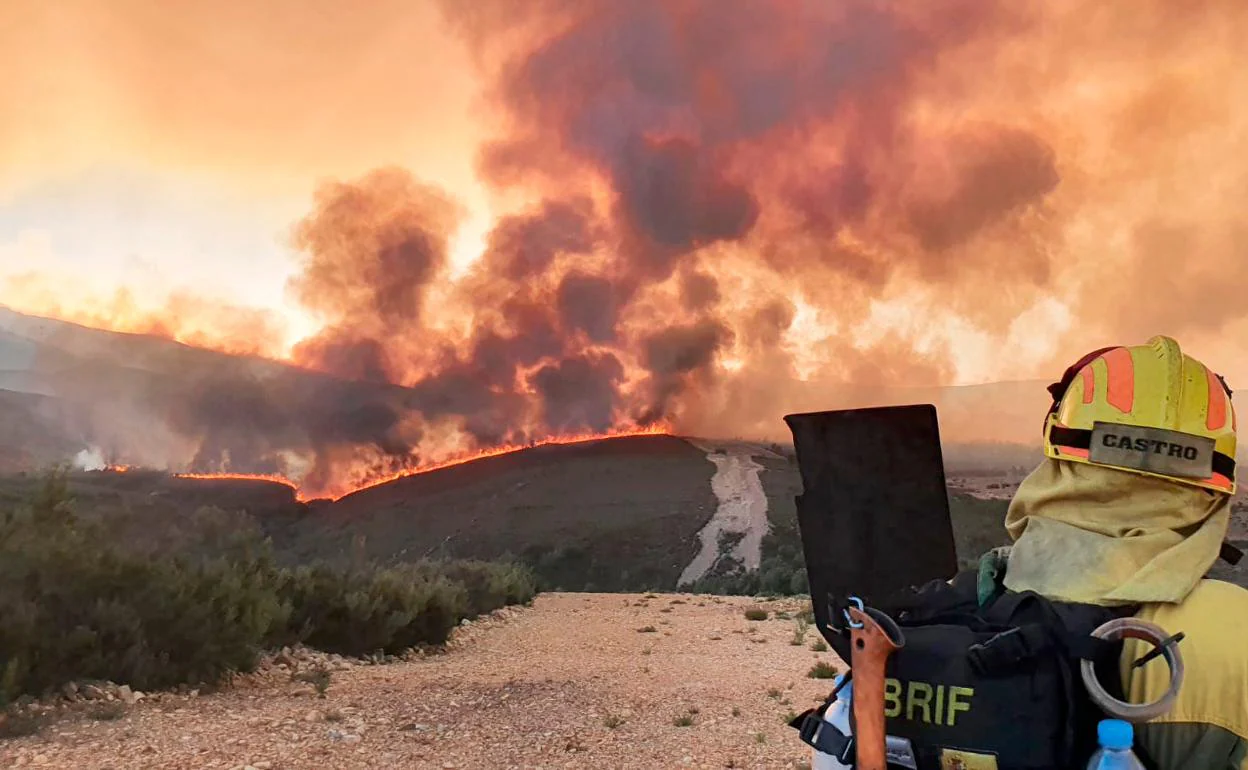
left=0, top=0, right=492, bottom=350
left=3, top=0, right=1247, bottom=492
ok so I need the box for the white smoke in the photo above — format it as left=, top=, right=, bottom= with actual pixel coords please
left=73, top=446, right=107, bottom=471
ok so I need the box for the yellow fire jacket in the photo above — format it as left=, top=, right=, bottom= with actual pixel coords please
left=999, top=458, right=1247, bottom=770
left=1120, top=579, right=1248, bottom=770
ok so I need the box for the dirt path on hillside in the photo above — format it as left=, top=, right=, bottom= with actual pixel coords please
left=0, top=594, right=844, bottom=770
left=680, top=447, right=771, bottom=586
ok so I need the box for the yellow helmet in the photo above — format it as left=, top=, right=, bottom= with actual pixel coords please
left=1043, top=335, right=1237, bottom=494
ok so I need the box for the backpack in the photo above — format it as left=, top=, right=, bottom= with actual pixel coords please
left=789, top=564, right=1140, bottom=769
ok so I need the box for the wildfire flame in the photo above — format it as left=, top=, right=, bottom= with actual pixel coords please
left=173, top=471, right=301, bottom=490
left=173, top=424, right=672, bottom=502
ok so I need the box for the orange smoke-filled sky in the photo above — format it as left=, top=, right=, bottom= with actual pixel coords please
left=2, top=0, right=1248, bottom=396
left=0, top=0, right=495, bottom=349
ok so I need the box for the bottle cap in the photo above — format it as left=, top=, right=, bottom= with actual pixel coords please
left=1098, top=719, right=1133, bottom=750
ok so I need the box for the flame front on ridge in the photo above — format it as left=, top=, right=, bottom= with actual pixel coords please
left=172, top=424, right=672, bottom=503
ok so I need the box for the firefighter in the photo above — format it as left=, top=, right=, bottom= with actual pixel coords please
left=1002, top=335, right=1248, bottom=769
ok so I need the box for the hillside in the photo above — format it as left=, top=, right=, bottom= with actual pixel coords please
left=8, top=432, right=1245, bottom=595
left=0, top=305, right=1056, bottom=478
left=1, top=305, right=1243, bottom=591
left=2, top=434, right=1027, bottom=594
left=0, top=305, right=423, bottom=482
left=0, top=389, right=80, bottom=471
left=280, top=434, right=720, bottom=592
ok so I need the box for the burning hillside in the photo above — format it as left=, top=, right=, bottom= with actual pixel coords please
left=3, top=0, right=1247, bottom=497
left=172, top=424, right=670, bottom=502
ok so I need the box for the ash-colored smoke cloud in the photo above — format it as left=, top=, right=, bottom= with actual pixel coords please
left=435, top=0, right=1248, bottom=437
left=205, top=0, right=1062, bottom=484
left=18, top=0, right=1248, bottom=495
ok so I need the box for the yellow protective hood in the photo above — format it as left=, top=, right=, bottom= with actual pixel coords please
left=1001, top=457, right=1230, bottom=606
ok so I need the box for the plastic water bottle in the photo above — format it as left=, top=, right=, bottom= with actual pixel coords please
left=811, top=675, right=853, bottom=770
left=1087, top=719, right=1146, bottom=769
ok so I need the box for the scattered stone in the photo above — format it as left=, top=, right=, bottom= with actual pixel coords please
left=81, top=685, right=107, bottom=701
left=327, top=728, right=354, bottom=742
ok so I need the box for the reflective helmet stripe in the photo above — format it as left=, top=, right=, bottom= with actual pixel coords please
left=1207, top=368, right=1228, bottom=431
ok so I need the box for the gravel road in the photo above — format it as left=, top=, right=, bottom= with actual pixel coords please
left=1, top=593, right=844, bottom=770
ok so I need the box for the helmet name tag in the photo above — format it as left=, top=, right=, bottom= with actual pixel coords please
left=1089, top=422, right=1215, bottom=479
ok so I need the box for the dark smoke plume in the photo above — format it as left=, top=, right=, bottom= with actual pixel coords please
left=85, top=0, right=1059, bottom=493
left=38, top=0, right=1248, bottom=496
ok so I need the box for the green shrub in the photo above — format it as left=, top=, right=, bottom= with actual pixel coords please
left=274, top=563, right=469, bottom=656
left=408, top=559, right=537, bottom=617
left=271, top=558, right=536, bottom=657
left=0, top=471, right=287, bottom=704
left=0, top=470, right=537, bottom=704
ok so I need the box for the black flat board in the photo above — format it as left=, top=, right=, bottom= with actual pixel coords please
left=784, top=404, right=958, bottom=641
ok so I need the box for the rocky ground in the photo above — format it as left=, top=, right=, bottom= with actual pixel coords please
left=0, top=594, right=844, bottom=770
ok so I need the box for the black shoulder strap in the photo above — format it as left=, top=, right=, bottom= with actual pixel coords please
left=789, top=707, right=854, bottom=763
left=969, top=591, right=1130, bottom=676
